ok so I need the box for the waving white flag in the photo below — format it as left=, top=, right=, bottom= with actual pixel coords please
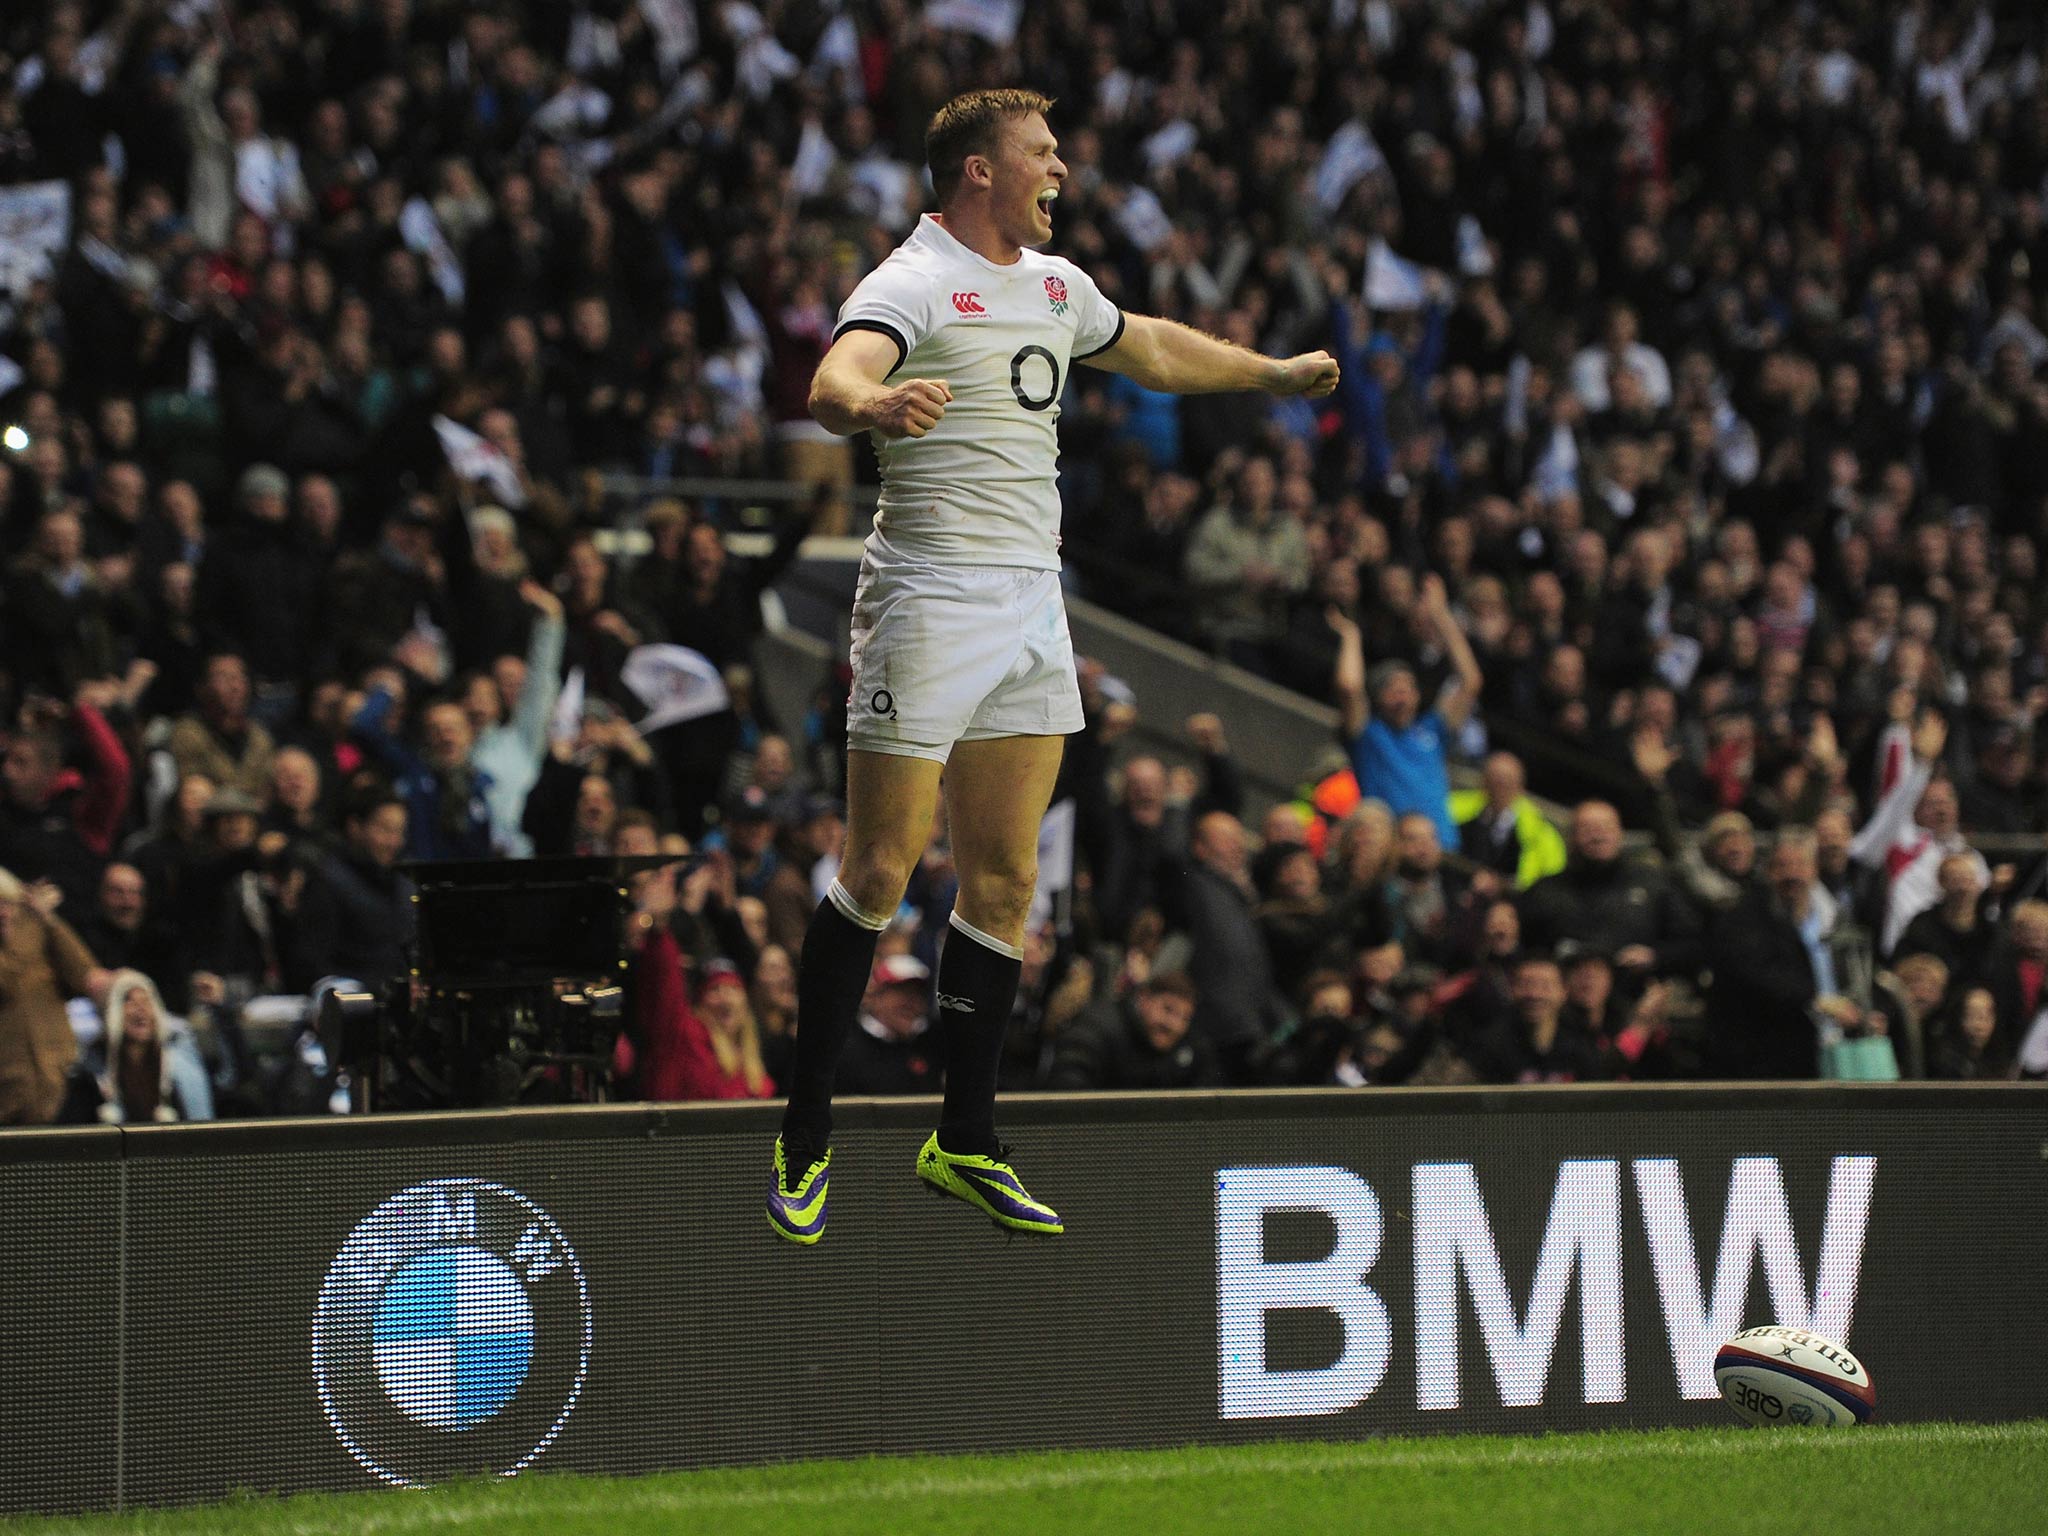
left=622, top=645, right=731, bottom=734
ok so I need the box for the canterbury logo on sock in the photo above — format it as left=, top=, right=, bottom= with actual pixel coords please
left=934, top=992, right=977, bottom=1013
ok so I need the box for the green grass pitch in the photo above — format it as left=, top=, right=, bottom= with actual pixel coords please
left=7, top=1421, right=2041, bottom=1536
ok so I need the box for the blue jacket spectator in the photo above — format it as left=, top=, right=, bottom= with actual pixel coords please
left=1331, top=575, right=1483, bottom=849
left=351, top=684, right=495, bottom=863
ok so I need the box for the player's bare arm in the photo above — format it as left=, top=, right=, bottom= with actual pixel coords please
left=1080, top=311, right=1340, bottom=397
left=808, top=329, right=954, bottom=439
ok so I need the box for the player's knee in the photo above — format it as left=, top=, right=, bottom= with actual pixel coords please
left=836, top=846, right=917, bottom=919
left=958, top=864, right=1037, bottom=929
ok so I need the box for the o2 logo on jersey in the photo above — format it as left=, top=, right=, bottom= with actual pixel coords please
left=312, top=1178, right=591, bottom=1487
left=1044, top=275, right=1069, bottom=315
left=1010, top=345, right=1062, bottom=412
left=870, top=688, right=898, bottom=720
left=951, top=291, right=985, bottom=316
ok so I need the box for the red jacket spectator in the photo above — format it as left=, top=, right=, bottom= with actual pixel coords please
left=621, top=930, right=772, bottom=1102
left=0, top=702, right=131, bottom=917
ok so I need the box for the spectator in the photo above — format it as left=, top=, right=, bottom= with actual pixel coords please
left=1255, top=841, right=1344, bottom=1003
left=284, top=792, right=415, bottom=992
left=618, top=500, right=692, bottom=629
left=1464, top=954, right=1607, bottom=1084
left=1961, top=728, right=2038, bottom=837
left=125, top=772, right=216, bottom=933
left=1893, top=854, right=2003, bottom=986
left=1929, top=987, right=2013, bottom=1082
left=997, top=919, right=1096, bottom=1090
left=622, top=864, right=773, bottom=1103
left=750, top=943, right=798, bottom=1088
left=181, top=787, right=283, bottom=1011
left=0, top=868, right=106, bottom=1125
left=325, top=505, right=451, bottom=682
left=742, top=736, right=808, bottom=827
left=0, top=701, right=129, bottom=915
left=92, top=970, right=213, bottom=1124
left=1449, top=752, right=1566, bottom=891
left=1592, top=528, right=1687, bottom=694
left=660, top=514, right=810, bottom=675
left=1704, top=832, right=1865, bottom=1080
left=1560, top=942, right=1675, bottom=1079
left=1571, top=303, right=1672, bottom=415
left=75, top=862, right=184, bottom=1009
left=1559, top=942, right=1623, bottom=1046
left=261, top=747, right=332, bottom=862
left=194, top=465, right=324, bottom=718
left=1382, top=812, right=1470, bottom=970
left=1286, top=969, right=1367, bottom=1087
left=1332, top=575, right=1482, bottom=849
left=1850, top=713, right=1988, bottom=955
left=1812, top=806, right=1881, bottom=940
left=1986, top=902, right=2048, bottom=1072
left=3, top=506, right=119, bottom=696
left=1047, top=972, right=1217, bottom=1091
left=791, top=795, right=848, bottom=905
left=1439, top=897, right=1523, bottom=1047
left=835, top=954, right=940, bottom=1096
left=1882, top=952, right=1952, bottom=1082
left=718, top=788, right=812, bottom=955
left=1182, top=457, right=1309, bottom=661
left=690, top=961, right=776, bottom=1100
left=466, top=581, right=566, bottom=856
left=351, top=683, right=495, bottom=863
left=1520, top=801, right=1703, bottom=980
left=1668, top=810, right=1760, bottom=918
left=1170, top=811, right=1289, bottom=1082
left=522, top=704, right=672, bottom=856
left=1091, top=756, right=1178, bottom=944
left=168, top=652, right=276, bottom=803
left=136, top=560, right=205, bottom=721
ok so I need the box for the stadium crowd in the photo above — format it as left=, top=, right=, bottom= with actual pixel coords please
left=1, top=0, right=2046, bottom=1124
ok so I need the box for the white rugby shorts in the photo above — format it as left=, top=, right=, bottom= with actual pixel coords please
left=845, top=552, right=1084, bottom=761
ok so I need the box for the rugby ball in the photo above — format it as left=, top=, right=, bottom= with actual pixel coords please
left=1714, top=1326, right=1875, bottom=1427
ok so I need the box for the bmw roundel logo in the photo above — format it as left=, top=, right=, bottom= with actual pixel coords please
left=312, top=1179, right=591, bottom=1486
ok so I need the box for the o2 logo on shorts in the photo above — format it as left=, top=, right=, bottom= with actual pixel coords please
left=870, top=688, right=898, bottom=721
left=312, top=1179, right=591, bottom=1487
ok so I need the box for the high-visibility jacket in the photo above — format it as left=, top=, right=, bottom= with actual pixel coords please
left=1448, top=789, right=1567, bottom=890
left=1289, top=768, right=1362, bottom=860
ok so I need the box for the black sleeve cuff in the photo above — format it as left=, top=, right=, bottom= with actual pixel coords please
left=833, top=319, right=908, bottom=372
left=1073, top=308, right=1127, bottom=361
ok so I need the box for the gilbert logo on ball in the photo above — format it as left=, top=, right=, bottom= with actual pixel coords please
left=312, top=1179, right=591, bottom=1486
left=1713, top=1325, right=1875, bottom=1427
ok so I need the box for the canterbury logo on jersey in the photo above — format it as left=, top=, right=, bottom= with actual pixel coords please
left=950, top=291, right=986, bottom=315
left=935, top=992, right=977, bottom=1013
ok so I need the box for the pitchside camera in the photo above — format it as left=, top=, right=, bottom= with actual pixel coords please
left=328, top=856, right=677, bottom=1112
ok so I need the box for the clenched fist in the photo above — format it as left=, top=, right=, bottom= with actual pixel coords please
left=868, top=378, right=953, bottom=439
left=1270, top=351, right=1341, bottom=398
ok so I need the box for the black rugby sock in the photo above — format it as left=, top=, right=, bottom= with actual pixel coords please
left=780, top=882, right=886, bottom=1157
left=934, top=911, right=1024, bottom=1158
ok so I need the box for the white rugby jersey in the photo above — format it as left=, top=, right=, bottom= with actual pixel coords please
left=834, top=214, right=1125, bottom=570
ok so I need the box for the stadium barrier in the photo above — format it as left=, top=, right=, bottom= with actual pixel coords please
left=4, top=1085, right=2043, bottom=1514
